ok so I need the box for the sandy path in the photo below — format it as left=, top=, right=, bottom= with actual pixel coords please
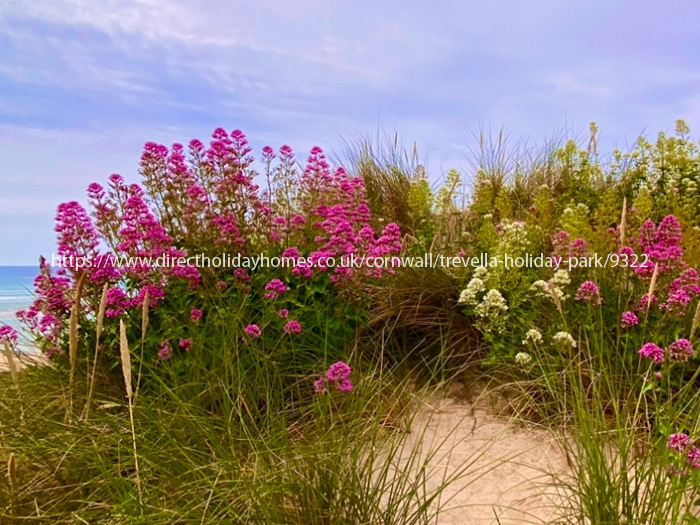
left=405, top=396, right=570, bottom=524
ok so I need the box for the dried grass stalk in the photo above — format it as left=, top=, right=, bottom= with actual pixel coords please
left=646, top=265, right=659, bottom=313
left=2, top=339, right=18, bottom=387
left=690, top=300, right=700, bottom=341
left=119, top=319, right=142, bottom=503
left=119, top=320, right=132, bottom=400
left=619, top=197, right=627, bottom=247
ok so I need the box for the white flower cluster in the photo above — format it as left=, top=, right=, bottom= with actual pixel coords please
left=475, top=289, right=509, bottom=334
left=473, top=266, right=489, bottom=280
left=531, top=270, right=570, bottom=303
left=562, top=203, right=590, bottom=221
left=496, top=219, right=530, bottom=254
left=515, top=351, right=532, bottom=366
left=458, top=277, right=485, bottom=306
left=550, top=270, right=571, bottom=287
left=522, top=328, right=543, bottom=346
left=553, top=331, right=577, bottom=350
left=502, top=220, right=529, bottom=245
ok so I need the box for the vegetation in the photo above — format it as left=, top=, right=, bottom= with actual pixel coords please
left=3, top=120, right=700, bottom=523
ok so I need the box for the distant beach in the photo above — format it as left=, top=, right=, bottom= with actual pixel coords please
left=0, top=265, right=36, bottom=351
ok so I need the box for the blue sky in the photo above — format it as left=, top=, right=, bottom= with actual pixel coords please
left=1, top=0, right=699, bottom=265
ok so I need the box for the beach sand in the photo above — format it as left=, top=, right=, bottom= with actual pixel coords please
left=0, top=350, right=46, bottom=372
left=398, top=395, right=570, bottom=524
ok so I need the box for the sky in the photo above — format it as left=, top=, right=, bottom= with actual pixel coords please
left=1, top=0, right=699, bottom=265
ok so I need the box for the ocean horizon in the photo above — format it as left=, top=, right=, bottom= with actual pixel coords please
left=0, top=265, right=37, bottom=350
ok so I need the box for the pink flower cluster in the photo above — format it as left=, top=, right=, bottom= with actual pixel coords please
left=632, top=215, right=684, bottom=277
left=0, top=325, right=18, bottom=345
left=158, top=340, right=173, bottom=361
left=283, top=320, right=302, bottom=334
left=638, top=339, right=695, bottom=364
left=288, top=147, right=402, bottom=282
left=660, top=268, right=700, bottom=316
left=575, top=281, right=602, bottom=304
left=314, top=361, right=353, bottom=393
left=550, top=231, right=588, bottom=267
left=638, top=342, right=664, bottom=363
left=667, top=433, right=700, bottom=475
left=245, top=324, right=261, bottom=338
left=620, top=311, right=639, bottom=327
left=264, top=278, right=287, bottom=300
left=19, top=128, right=402, bottom=360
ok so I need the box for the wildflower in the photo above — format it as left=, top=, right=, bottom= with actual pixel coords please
left=245, top=324, right=261, bottom=338
left=233, top=268, right=251, bottom=281
left=661, top=289, right=692, bottom=316
left=638, top=342, right=664, bottom=363
left=551, top=270, right=571, bottom=288
left=531, top=279, right=567, bottom=303
left=0, top=325, right=19, bottom=345
left=522, top=328, right=543, bottom=346
left=264, top=278, right=287, bottom=300
left=473, top=266, right=489, bottom=280
left=283, top=320, right=302, bottom=334
left=553, top=331, right=576, bottom=350
left=531, top=280, right=550, bottom=296
left=158, top=340, right=173, bottom=361
left=190, top=308, right=203, bottom=323
left=515, top=352, right=532, bottom=366
left=668, top=433, right=691, bottom=452
left=179, top=338, right=193, bottom=351
left=668, top=339, right=694, bottom=362
left=278, top=309, right=289, bottom=318
left=576, top=281, right=602, bottom=305
left=458, top=277, right=485, bottom=305
left=474, top=289, right=508, bottom=334
left=687, top=446, right=700, bottom=469
left=316, top=361, right=353, bottom=393
left=621, top=311, right=639, bottom=327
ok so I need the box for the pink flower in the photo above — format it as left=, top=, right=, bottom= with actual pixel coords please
left=264, top=278, right=287, bottom=300
left=621, top=311, right=639, bottom=327
left=315, top=361, right=353, bottom=393
left=576, top=281, right=602, bottom=304
left=668, top=433, right=691, bottom=452
left=668, top=339, right=694, bottom=362
left=336, top=378, right=353, bottom=392
left=661, top=289, right=692, bottom=316
left=179, top=338, right=193, bottom=352
left=325, top=361, right=351, bottom=382
left=190, top=308, right=203, bottom=323
left=687, top=446, right=700, bottom=469
left=158, top=340, right=173, bottom=361
left=638, top=342, right=664, bottom=363
left=0, top=325, right=19, bottom=344
left=278, top=309, right=289, bottom=318
left=245, top=324, right=261, bottom=338
left=283, top=320, right=302, bottom=334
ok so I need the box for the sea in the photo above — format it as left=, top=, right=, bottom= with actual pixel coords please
left=0, top=266, right=38, bottom=351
